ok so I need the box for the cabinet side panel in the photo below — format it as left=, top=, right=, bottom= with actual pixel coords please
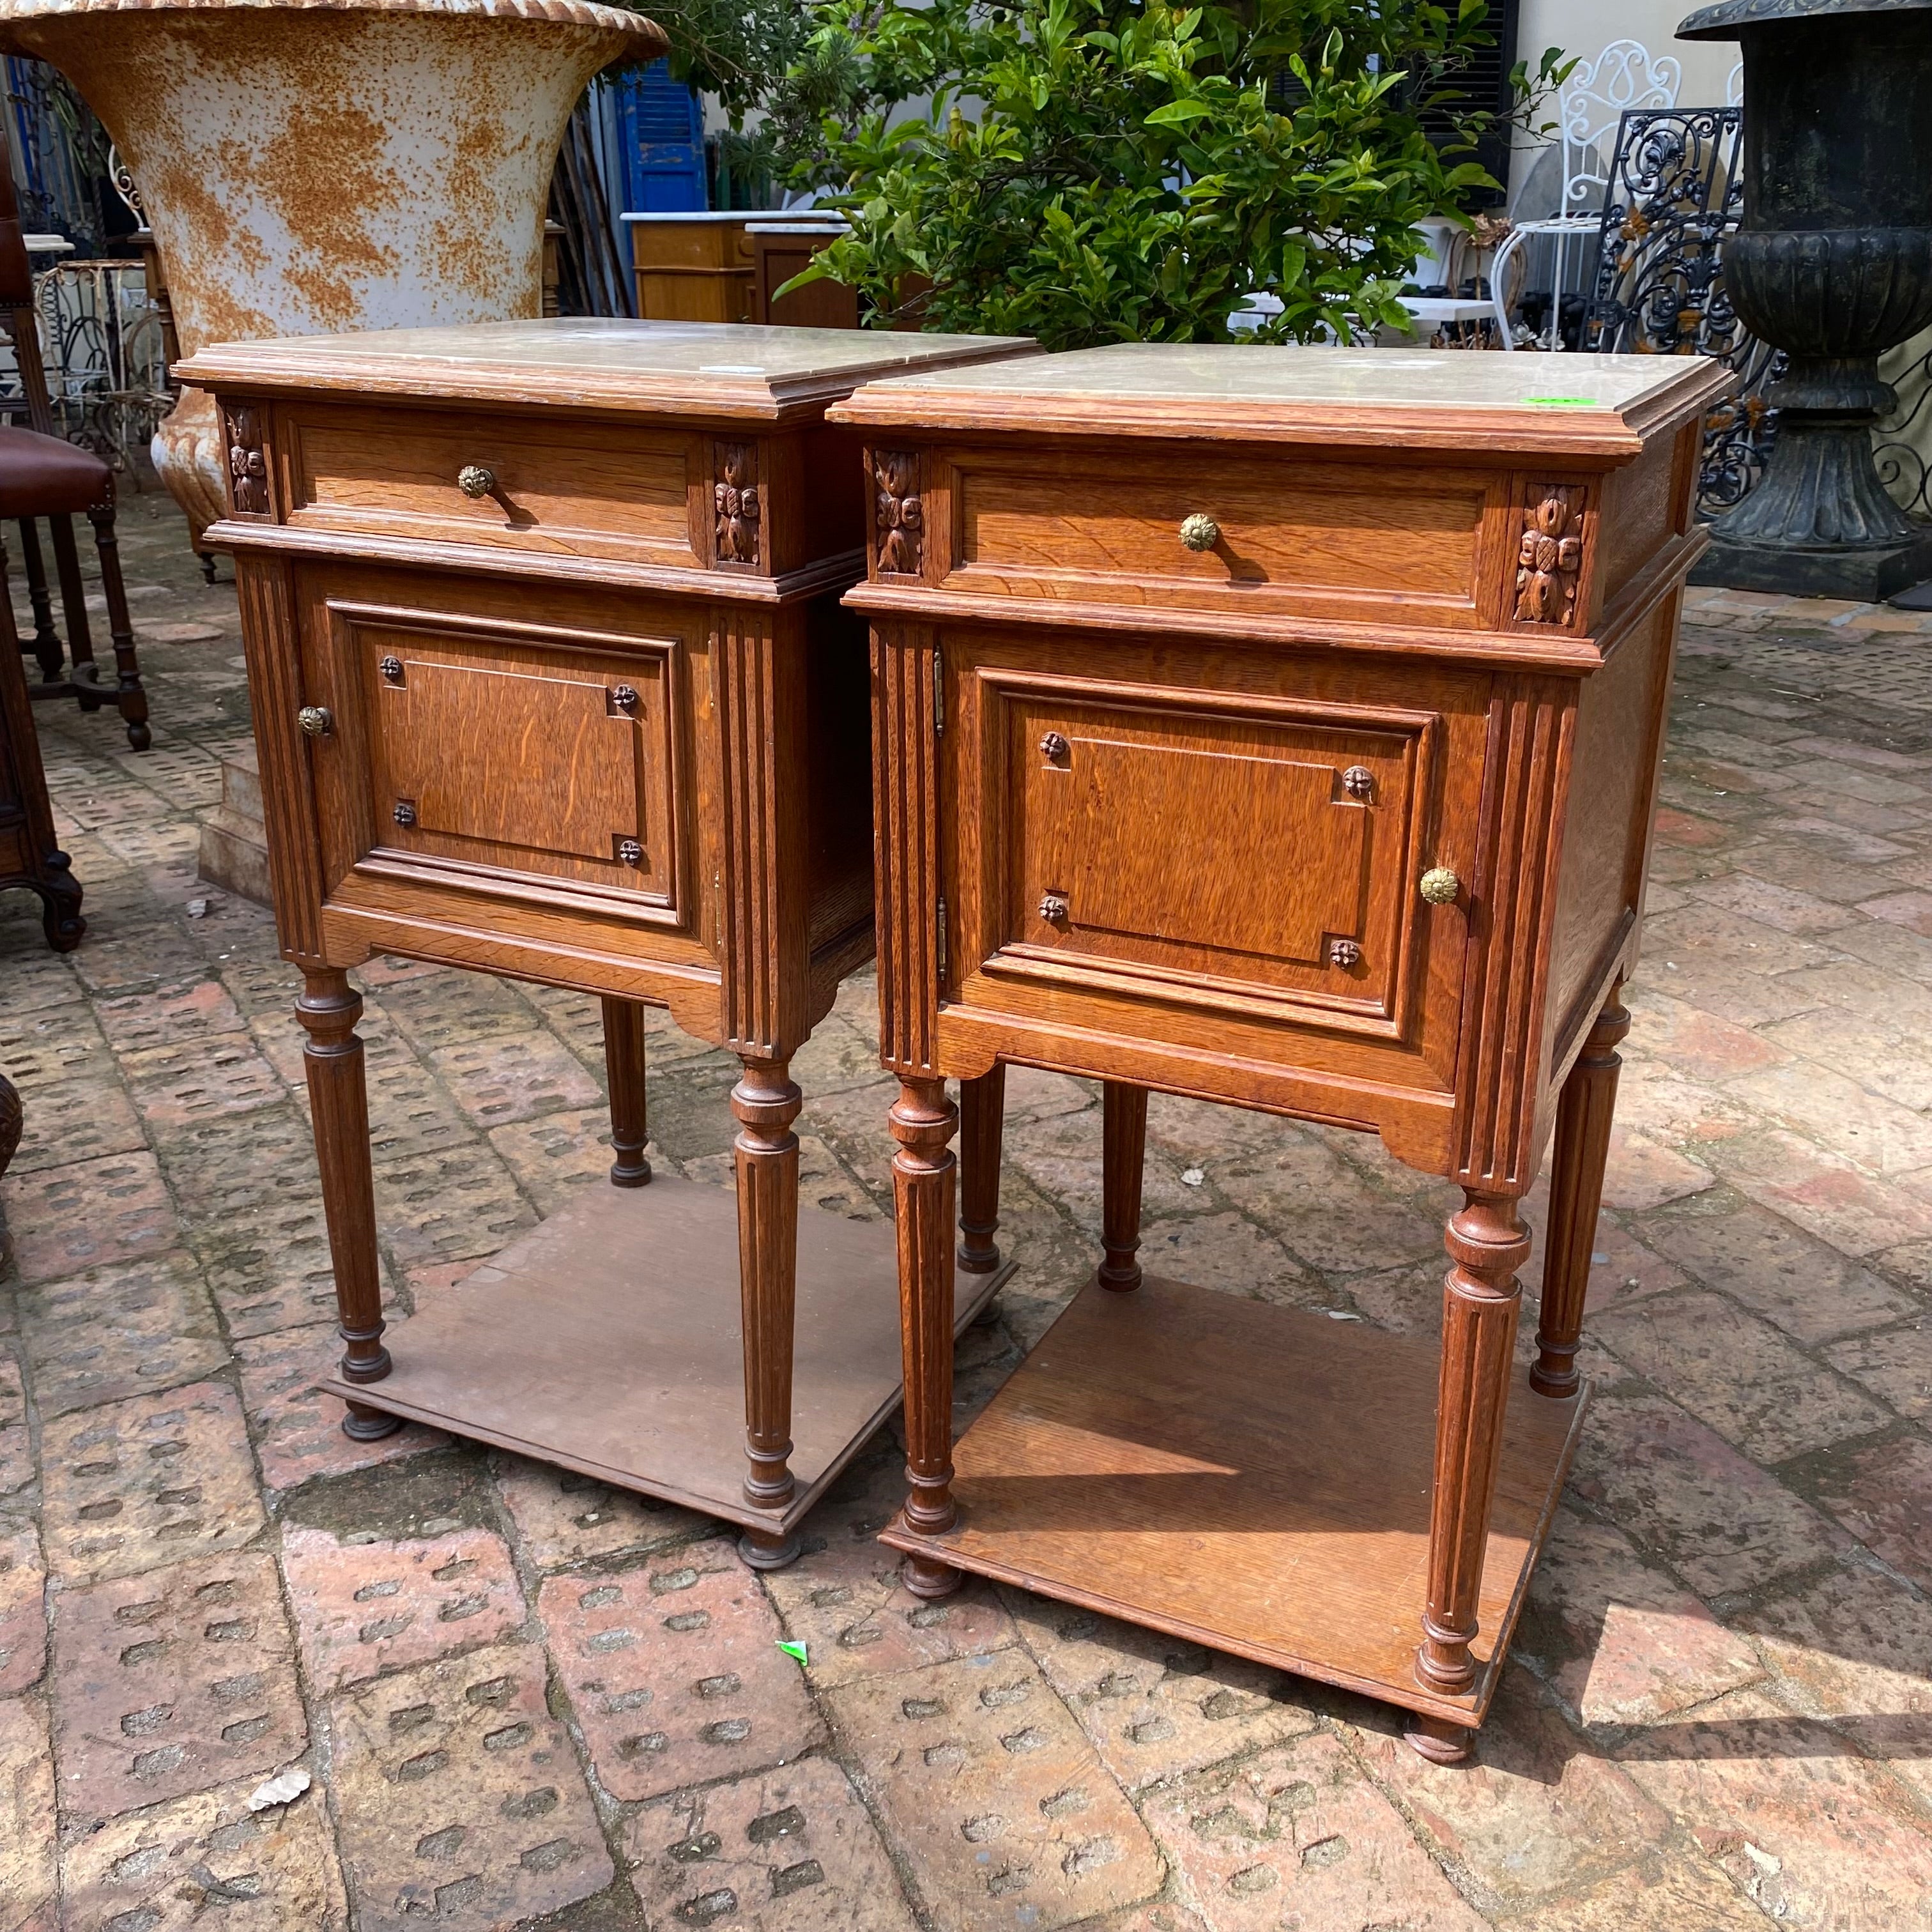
left=1597, top=434, right=1677, bottom=608
left=236, top=552, right=328, bottom=966
left=804, top=594, right=876, bottom=963
left=1547, top=597, right=1676, bottom=1036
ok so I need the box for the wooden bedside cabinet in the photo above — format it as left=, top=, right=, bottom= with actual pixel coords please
left=174, top=319, right=1034, bottom=1564
left=830, top=345, right=1731, bottom=1751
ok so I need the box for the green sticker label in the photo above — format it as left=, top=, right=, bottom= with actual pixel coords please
left=1525, top=395, right=1597, bottom=408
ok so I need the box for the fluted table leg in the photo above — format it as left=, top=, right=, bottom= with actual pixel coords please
left=1411, top=1190, right=1528, bottom=1759
left=601, top=995, right=653, bottom=1188
left=733, top=1055, right=802, bottom=1569
left=1534, top=985, right=1629, bottom=1398
left=893, top=1076, right=962, bottom=1599
left=296, top=969, right=399, bottom=1442
left=1100, top=1082, right=1147, bottom=1291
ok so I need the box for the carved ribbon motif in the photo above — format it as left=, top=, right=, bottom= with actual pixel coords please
left=874, top=450, right=923, bottom=575
left=714, top=443, right=760, bottom=564
left=1515, top=488, right=1584, bottom=624
left=225, top=405, right=270, bottom=516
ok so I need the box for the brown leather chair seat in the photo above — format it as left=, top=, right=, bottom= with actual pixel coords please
left=0, top=425, right=111, bottom=519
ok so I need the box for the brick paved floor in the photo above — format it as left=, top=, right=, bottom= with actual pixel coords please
left=4, top=488, right=1932, bottom=1929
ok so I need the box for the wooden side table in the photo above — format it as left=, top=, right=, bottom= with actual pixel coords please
left=832, top=345, right=1730, bottom=1750
left=176, top=319, right=1034, bottom=1565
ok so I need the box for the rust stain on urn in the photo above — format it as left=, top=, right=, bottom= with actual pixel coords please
left=0, top=0, right=664, bottom=534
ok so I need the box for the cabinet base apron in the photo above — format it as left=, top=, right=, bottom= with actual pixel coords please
left=323, top=1174, right=1013, bottom=1537
left=880, top=1273, right=1586, bottom=1730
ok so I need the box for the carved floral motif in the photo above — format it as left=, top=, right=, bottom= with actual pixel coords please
left=874, top=450, right=923, bottom=575
left=1514, top=488, right=1584, bottom=624
left=714, top=443, right=760, bottom=564
left=225, top=405, right=270, bottom=516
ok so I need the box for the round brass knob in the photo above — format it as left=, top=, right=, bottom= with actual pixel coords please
left=1039, top=731, right=1069, bottom=762
left=296, top=705, right=332, bottom=738
left=1419, top=867, right=1461, bottom=906
left=1039, top=893, right=1070, bottom=924
left=1178, top=512, right=1221, bottom=552
left=456, top=464, right=496, bottom=499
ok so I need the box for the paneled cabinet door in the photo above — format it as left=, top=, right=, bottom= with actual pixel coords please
left=297, top=576, right=692, bottom=926
left=942, top=630, right=1490, bottom=1099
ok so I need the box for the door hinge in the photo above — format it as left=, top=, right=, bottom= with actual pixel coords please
left=930, top=641, right=944, bottom=736
left=935, top=894, right=949, bottom=990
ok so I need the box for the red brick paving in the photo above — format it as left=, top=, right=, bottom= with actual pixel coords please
left=6, top=518, right=1932, bottom=1927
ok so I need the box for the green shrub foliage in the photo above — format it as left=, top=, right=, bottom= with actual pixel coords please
left=635, top=0, right=1564, bottom=347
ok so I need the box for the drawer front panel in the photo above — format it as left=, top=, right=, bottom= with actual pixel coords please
left=947, top=632, right=1489, bottom=1095
left=286, top=405, right=699, bottom=565
left=946, top=450, right=1501, bottom=624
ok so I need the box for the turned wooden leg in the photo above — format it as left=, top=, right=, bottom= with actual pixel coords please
left=86, top=501, right=150, bottom=751
left=1414, top=1190, right=1528, bottom=1715
left=1100, top=1081, right=1148, bottom=1291
left=48, top=515, right=98, bottom=702
left=601, top=995, right=652, bottom=1188
left=733, top=1055, right=802, bottom=1567
left=295, top=969, right=399, bottom=1441
left=17, top=519, right=62, bottom=682
left=956, top=1064, right=1006, bottom=1275
left=1534, top=985, right=1630, bottom=1398
left=894, top=1076, right=963, bottom=1598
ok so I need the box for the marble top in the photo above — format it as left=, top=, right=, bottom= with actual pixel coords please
left=175, top=319, right=1040, bottom=417
left=851, top=343, right=1694, bottom=413
left=831, top=341, right=1732, bottom=453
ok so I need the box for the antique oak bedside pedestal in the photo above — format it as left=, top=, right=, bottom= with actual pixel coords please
left=832, top=345, right=1730, bottom=1751
left=177, top=320, right=1032, bottom=1565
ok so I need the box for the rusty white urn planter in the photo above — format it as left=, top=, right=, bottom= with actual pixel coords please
left=0, top=0, right=664, bottom=539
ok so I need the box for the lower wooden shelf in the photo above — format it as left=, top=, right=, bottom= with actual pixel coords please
left=881, top=1273, right=1586, bottom=1726
left=323, top=1174, right=1012, bottom=1536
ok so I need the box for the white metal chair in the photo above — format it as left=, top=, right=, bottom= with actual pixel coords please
left=1490, top=40, right=1683, bottom=350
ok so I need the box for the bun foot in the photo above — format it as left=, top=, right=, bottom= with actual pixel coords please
left=901, top=1554, right=964, bottom=1600
left=1405, top=1713, right=1473, bottom=1764
left=341, top=1400, right=404, bottom=1442
left=738, top=1525, right=802, bottom=1571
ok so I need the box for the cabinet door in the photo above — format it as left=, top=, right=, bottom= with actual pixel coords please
left=944, top=629, right=1489, bottom=1114
left=295, top=564, right=715, bottom=988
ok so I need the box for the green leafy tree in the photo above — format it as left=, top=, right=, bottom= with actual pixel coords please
left=784, top=0, right=1566, bottom=345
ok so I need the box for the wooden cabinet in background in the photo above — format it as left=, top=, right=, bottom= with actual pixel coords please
left=831, top=344, right=1731, bottom=1756
left=176, top=318, right=1036, bottom=1565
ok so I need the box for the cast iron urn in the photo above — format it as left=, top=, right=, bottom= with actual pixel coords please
left=1679, top=0, right=1932, bottom=597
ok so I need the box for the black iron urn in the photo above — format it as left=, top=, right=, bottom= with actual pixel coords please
left=1680, top=0, right=1932, bottom=597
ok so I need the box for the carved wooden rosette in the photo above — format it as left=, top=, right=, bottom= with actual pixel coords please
left=873, top=449, right=924, bottom=577
left=224, top=404, right=271, bottom=518
left=714, top=441, right=762, bottom=565
left=1513, top=485, right=1585, bottom=625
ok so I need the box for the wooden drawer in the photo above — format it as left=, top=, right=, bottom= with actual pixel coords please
left=942, top=631, right=1491, bottom=1098
left=937, top=447, right=1508, bottom=627
left=284, top=403, right=702, bottom=568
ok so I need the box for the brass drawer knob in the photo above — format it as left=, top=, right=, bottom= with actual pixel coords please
left=1329, top=938, right=1362, bottom=968
left=297, top=705, right=332, bottom=738
left=1342, top=765, right=1374, bottom=801
left=393, top=799, right=417, bottom=827
left=612, top=684, right=640, bottom=714
left=1039, top=731, right=1069, bottom=762
left=617, top=838, right=643, bottom=866
left=1039, top=892, right=1070, bottom=924
left=457, top=464, right=496, bottom=499
left=378, top=656, right=404, bottom=684
left=1179, top=512, right=1221, bottom=552
left=1419, top=867, right=1460, bottom=905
